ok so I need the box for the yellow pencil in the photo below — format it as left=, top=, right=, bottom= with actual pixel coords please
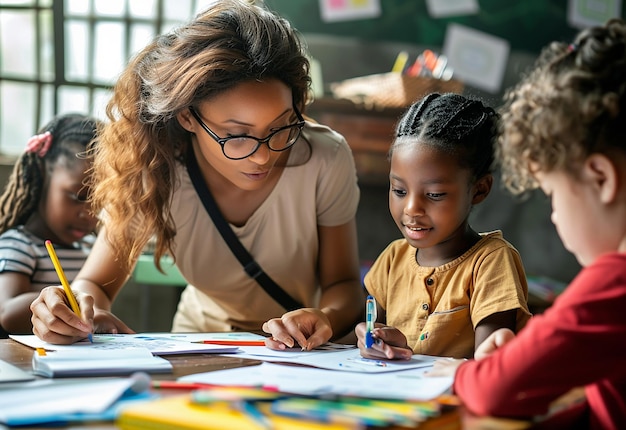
left=44, top=240, right=93, bottom=343
left=391, top=51, right=409, bottom=73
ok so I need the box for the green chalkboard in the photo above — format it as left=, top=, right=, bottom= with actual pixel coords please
left=264, top=0, right=625, bottom=55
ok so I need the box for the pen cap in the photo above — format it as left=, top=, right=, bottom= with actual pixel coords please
left=129, top=372, right=151, bottom=393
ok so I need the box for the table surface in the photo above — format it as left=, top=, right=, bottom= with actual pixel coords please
left=1, top=338, right=580, bottom=430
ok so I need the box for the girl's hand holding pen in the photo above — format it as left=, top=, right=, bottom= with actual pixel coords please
left=30, top=285, right=95, bottom=344
left=262, top=308, right=332, bottom=351
left=355, top=322, right=413, bottom=360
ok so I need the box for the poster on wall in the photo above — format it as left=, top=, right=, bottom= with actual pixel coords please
left=567, top=0, right=622, bottom=29
left=442, top=23, right=509, bottom=94
left=425, top=0, right=479, bottom=18
left=319, top=0, right=381, bottom=23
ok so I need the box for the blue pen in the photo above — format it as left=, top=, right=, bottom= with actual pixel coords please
left=365, top=295, right=377, bottom=348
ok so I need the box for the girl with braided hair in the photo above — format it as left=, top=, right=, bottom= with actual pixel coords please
left=355, top=93, right=531, bottom=360
left=0, top=113, right=99, bottom=336
left=429, top=19, right=626, bottom=428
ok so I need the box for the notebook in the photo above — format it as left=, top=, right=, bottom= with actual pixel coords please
left=0, top=359, right=35, bottom=383
left=32, top=347, right=172, bottom=377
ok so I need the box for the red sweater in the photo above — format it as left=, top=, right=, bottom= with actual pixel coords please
left=454, top=253, right=626, bottom=430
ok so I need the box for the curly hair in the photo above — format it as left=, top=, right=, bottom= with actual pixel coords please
left=0, top=114, right=100, bottom=234
left=498, top=18, right=626, bottom=195
left=90, top=0, right=311, bottom=271
left=391, top=92, right=499, bottom=183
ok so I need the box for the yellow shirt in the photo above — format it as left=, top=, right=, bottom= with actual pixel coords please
left=364, top=231, right=531, bottom=358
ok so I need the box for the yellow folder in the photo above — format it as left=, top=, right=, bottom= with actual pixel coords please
left=116, top=394, right=360, bottom=430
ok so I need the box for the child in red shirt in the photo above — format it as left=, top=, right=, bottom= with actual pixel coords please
left=428, top=19, right=626, bottom=430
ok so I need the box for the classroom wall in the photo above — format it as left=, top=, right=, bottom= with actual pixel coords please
left=1, top=1, right=595, bottom=331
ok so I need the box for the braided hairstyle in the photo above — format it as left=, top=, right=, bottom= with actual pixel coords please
left=498, top=18, right=626, bottom=194
left=0, top=113, right=100, bottom=234
left=391, top=93, right=499, bottom=183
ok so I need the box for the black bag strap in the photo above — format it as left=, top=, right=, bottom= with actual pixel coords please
left=185, top=146, right=303, bottom=311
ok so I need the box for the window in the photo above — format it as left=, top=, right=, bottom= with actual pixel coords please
left=0, top=0, right=216, bottom=156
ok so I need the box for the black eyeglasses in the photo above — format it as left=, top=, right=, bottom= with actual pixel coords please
left=188, top=105, right=305, bottom=160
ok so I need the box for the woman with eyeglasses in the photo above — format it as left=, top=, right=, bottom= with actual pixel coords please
left=30, top=0, right=364, bottom=349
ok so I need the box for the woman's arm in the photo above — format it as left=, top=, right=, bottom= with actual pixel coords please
left=30, top=227, right=135, bottom=344
left=317, top=220, right=365, bottom=339
left=263, top=219, right=365, bottom=350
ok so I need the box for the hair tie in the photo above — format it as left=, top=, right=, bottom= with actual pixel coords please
left=25, top=131, right=52, bottom=157
left=567, top=43, right=578, bottom=53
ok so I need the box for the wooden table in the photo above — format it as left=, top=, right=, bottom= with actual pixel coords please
left=0, top=338, right=582, bottom=429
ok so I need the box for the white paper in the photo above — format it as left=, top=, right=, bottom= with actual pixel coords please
left=140, top=331, right=267, bottom=342
left=10, top=333, right=238, bottom=355
left=443, top=23, right=509, bottom=93
left=226, top=346, right=437, bottom=373
left=568, top=0, right=622, bottom=29
left=0, top=377, right=140, bottom=423
left=180, top=362, right=453, bottom=401
left=0, top=359, right=35, bottom=383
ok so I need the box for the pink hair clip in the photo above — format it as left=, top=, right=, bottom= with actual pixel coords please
left=25, top=131, right=52, bottom=157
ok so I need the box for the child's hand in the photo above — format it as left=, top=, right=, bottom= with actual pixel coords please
left=355, top=322, right=413, bottom=360
left=427, top=358, right=467, bottom=377
left=475, top=328, right=515, bottom=360
left=92, top=309, right=135, bottom=335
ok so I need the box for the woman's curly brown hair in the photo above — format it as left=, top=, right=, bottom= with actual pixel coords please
left=497, top=18, right=626, bottom=195
left=89, top=0, right=311, bottom=272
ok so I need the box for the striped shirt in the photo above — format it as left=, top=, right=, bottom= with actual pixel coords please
left=0, top=226, right=90, bottom=292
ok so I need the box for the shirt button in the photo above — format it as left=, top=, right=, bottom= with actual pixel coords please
left=426, top=278, right=434, bottom=286
left=422, top=303, right=429, bottom=311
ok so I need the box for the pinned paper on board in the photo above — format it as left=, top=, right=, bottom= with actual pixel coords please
left=425, top=0, right=479, bottom=18
left=442, top=23, right=509, bottom=94
left=320, top=0, right=381, bottom=23
left=567, top=0, right=622, bottom=29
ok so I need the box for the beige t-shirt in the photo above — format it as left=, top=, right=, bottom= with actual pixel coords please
left=169, top=122, right=360, bottom=332
left=365, top=231, right=531, bottom=358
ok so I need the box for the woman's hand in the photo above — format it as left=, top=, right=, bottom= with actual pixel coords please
left=262, top=308, right=332, bottom=351
left=31, top=286, right=93, bottom=344
left=355, top=322, right=413, bottom=360
left=30, top=286, right=133, bottom=344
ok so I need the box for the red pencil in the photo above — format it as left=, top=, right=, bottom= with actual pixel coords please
left=197, top=340, right=267, bottom=346
left=151, top=381, right=213, bottom=390
left=151, top=380, right=281, bottom=391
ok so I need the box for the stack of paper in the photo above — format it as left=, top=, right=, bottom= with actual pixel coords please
left=0, top=376, right=153, bottom=426
left=32, top=348, right=172, bottom=377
